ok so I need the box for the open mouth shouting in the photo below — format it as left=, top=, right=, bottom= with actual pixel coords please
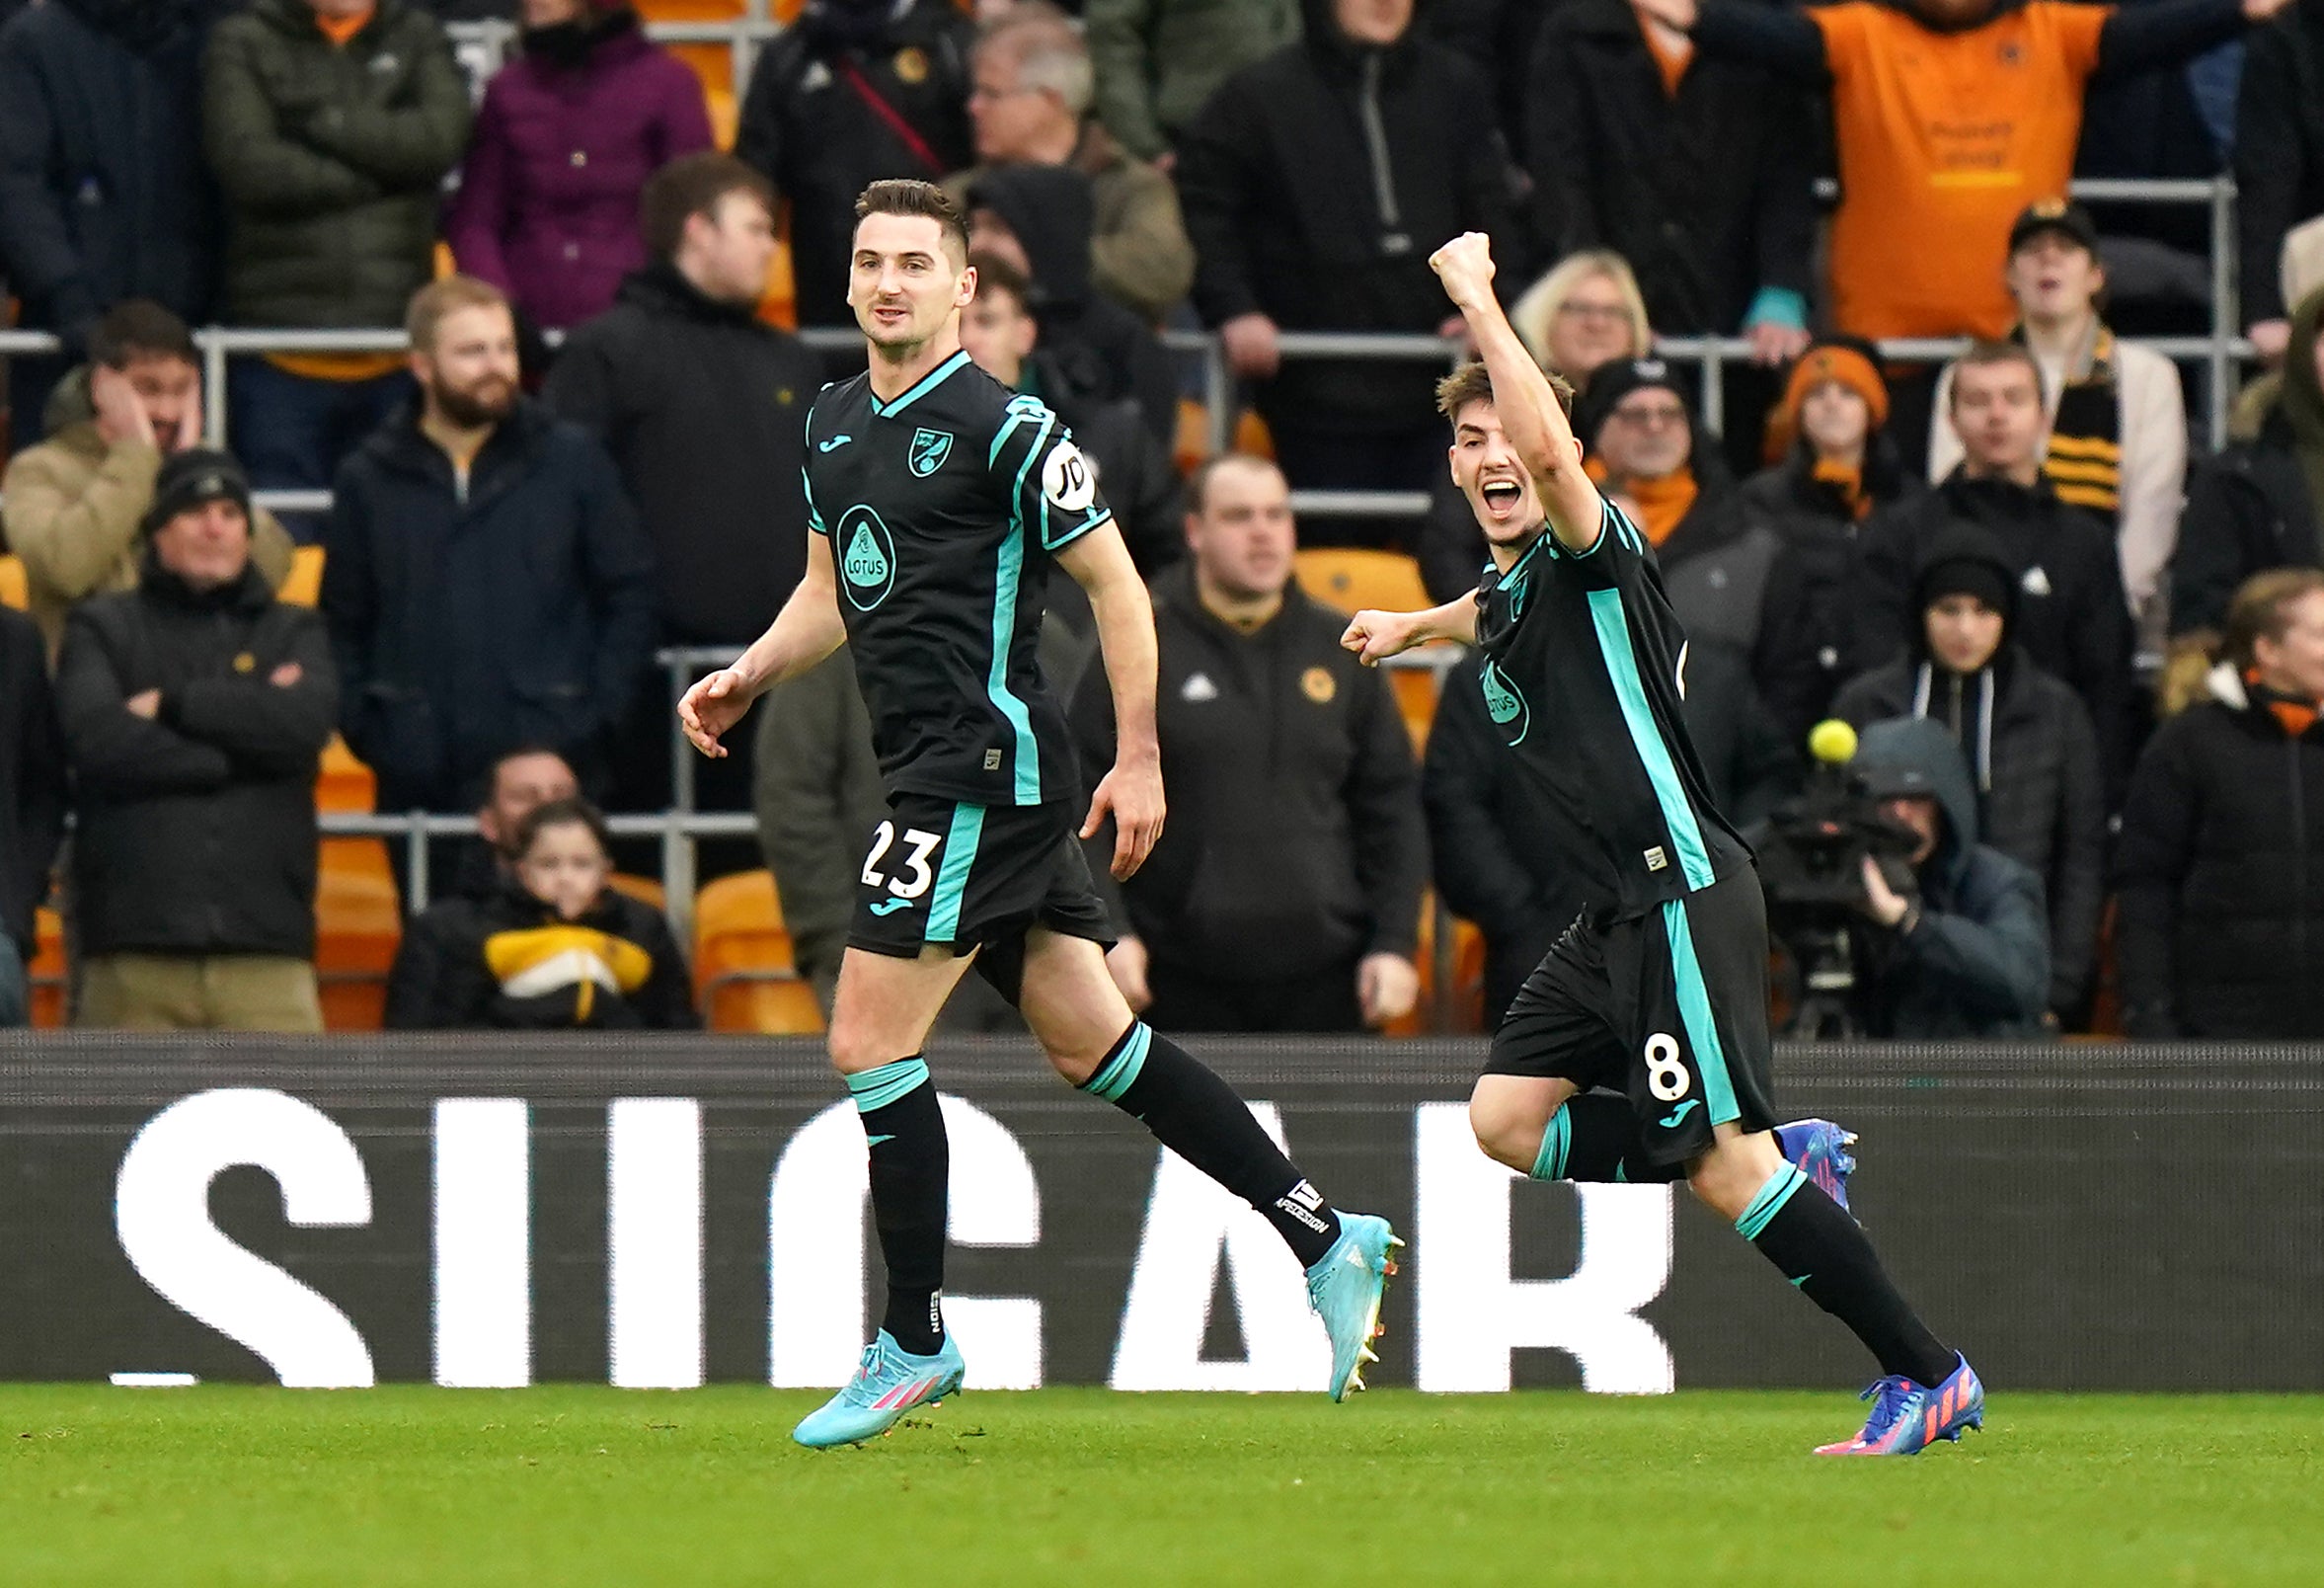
left=1477, top=474, right=1527, bottom=525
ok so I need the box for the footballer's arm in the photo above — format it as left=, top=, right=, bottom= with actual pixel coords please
left=1057, top=519, right=1166, bottom=879
left=1431, top=232, right=1605, bottom=555
left=678, top=529, right=849, bottom=756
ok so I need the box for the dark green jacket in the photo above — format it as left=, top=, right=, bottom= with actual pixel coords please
left=202, top=0, right=469, bottom=327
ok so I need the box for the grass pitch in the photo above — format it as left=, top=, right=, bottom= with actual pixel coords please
left=5, top=1386, right=2319, bottom=1586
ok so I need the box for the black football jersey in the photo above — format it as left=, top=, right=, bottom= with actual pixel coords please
left=804, top=349, right=1113, bottom=806
left=1473, top=499, right=1751, bottom=919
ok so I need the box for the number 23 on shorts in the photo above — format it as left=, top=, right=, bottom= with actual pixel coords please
left=862, top=821, right=943, bottom=901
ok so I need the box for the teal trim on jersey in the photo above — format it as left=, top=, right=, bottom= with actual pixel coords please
left=924, top=803, right=986, bottom=944
left=869, top=350, right=970, bottom=419
left=1734, top=1161, right=1806, bottom=1241
left=1562, top=500, right=1612, bottom=559
left=1046, top=509, right=1114, bottom=554
left=846, top=1057, right=931, bottom=1115
left=1662, top=897, right=1743, bottom=1128
left=1082, top=1021, right=1153, bottom=1102
left=802, top=465, right=826, bottom=534
left=988, top=420, right=1053, bottom=804
left=1586, top=587, right=1716, bottom=890
left=1613, top=1160, right=1629, bottom=1184
left=1528, top=1107, right=1572, bottom=1182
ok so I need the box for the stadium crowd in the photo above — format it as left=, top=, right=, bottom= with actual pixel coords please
left=0, top=0, right=2321, bottom=1042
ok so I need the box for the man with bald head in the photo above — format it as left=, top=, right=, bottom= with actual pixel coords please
left=1068, top=452, right=1428, bottom=1032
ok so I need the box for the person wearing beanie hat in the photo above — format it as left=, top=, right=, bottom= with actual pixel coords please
left=1831, top=523, right=2105, bottom=1023
left=1743, top=335, right=1917, bottom=743
left=1928, top=198, right=2188, bottom=653
left=0, top=303, right=295, bottom=660
left=50, top=427, right=339, bottom=1033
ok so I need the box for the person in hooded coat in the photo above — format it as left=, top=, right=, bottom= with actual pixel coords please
left=962, top=161, right=1178, bottom=443
left=1842, top=716, right=2051, bottom=1040
left=1832, top=525, right=2105, bottom=1022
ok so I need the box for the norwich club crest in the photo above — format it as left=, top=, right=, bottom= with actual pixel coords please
left=909, top=427, right=953, bottom=478
left=837, top=505, right=897, bottom=611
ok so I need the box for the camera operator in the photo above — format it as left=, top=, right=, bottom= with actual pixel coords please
left=1844, top=717, right=2051, bottom=1039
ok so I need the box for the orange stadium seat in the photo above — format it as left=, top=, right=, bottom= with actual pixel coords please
left=276, top=545, right=324, bottom=606
left=315, top=839, right=401, bottom=1030
left=608, top=873, right=668, bottom=913
left=29, top=905, right=65, bottom=1028
left=693, top=869, right=822, bottom=1034
left=0, top=555, right=27, bottom=611
left=1292, top=549, right=1444, bottom=749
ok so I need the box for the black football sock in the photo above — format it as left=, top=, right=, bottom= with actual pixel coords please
left=846, top=1057, right=948, bottom=1357
left=1081, top=1022, right=1344, bottom=1267
left=1528, top=1093, right=1685, bottom=1184
left=1739, top=1162, right=1957, bottom=1386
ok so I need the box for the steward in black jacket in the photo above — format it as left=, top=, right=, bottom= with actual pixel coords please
left=2115, top=662, right=2324, bottom=1040
left=1066, top=563, right=1427, bottom=1009
left=384, top=876, right=700, bottom=1030
left=545, top=259, right=823, bottom=646
left=1175, top=0, right=1518, bottom=438
left=320, top=396, right=658, bottom=812
left=1853, top=468, right=2137, bottom=802
left=55, top=543, right=335, bottom=960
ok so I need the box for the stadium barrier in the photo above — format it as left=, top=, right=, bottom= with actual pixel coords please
left=3, top=1032, right=2316, bottom=1393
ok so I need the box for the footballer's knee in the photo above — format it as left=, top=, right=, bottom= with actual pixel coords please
left=1468, top=1078, right=1553, bottom=1173
left=1684, top=1125, right=1784, bottom=1223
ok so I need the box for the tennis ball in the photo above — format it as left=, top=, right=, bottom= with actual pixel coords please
left=1807, top=719, right=1859, bottom=765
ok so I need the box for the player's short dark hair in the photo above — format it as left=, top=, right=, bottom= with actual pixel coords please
left=855, top=179, right=970, bottom=268
left=88, top=299, right=195, bottom=370
left=641, top=152, right=774, bottom=265
left=512, top=796, right=613, bottom=861
left=968, top=250, right=1032, bottom=311
left=1185, top=452, right=1283, bottom=516
left=1949, top=340, right=2048, bottom=408
left=2223, top=568, right=2324, bottom=672
left=1434, top=360, right=1575, bottom=426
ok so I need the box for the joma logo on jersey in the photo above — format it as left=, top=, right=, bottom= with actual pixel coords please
left=908, top=428, right=953, bottom=477
left=836, top=506, right=897, bottom=611
left=1480, top=658, right=1529, bottom=748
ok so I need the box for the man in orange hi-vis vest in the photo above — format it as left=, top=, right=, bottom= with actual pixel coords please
left=1634, top=0, right=2290, bottom=341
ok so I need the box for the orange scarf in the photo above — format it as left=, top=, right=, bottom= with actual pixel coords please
left=316, top=6, right=373, bottom=45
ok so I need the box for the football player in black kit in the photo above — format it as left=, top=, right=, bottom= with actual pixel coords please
left=1342, top=232, right=1983, bottom=1457
left=680, top=181, right=1398, bottom=1448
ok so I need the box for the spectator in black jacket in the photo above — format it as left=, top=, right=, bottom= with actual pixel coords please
left=965, top=162, right=1177, bottom=441
left=432, top=742, right=581, bottom=904
left=55, top=450, right=337, bottom=1029
left=2116, top=569, right=2324, bottom=1039
left=1429, top=639, right=1795, bottom=1021
left=321, top=277, right=658, bottom=817
left=2236, top=0, right=2324, bottom=365
left=1068, top=453, right=1428, bottom=1031
left=545, top=154, right=822, bottom=815
left=735, top=0, right=974, bottom=328
left=0, top=0, right=222, bottom=439
left=385, top=797, right=699, bottom=1029
left=1852, top=340, right=2137, bottom=801
left=958, top=251, right=1183, bottom=579
left=1831, top=526, right=2106, bottom=1023
left=1174, top=0, right=1518, bottom=542
left=1842, top=716, right=2050, bottom=1040
left=1525, top=0, right=1816, bottom=444
left=2173, top=285, right=2324, bottom=637
left=0, top=608, right=65, bottom=1026
left=1743, top=337, right=1916, bottom=743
